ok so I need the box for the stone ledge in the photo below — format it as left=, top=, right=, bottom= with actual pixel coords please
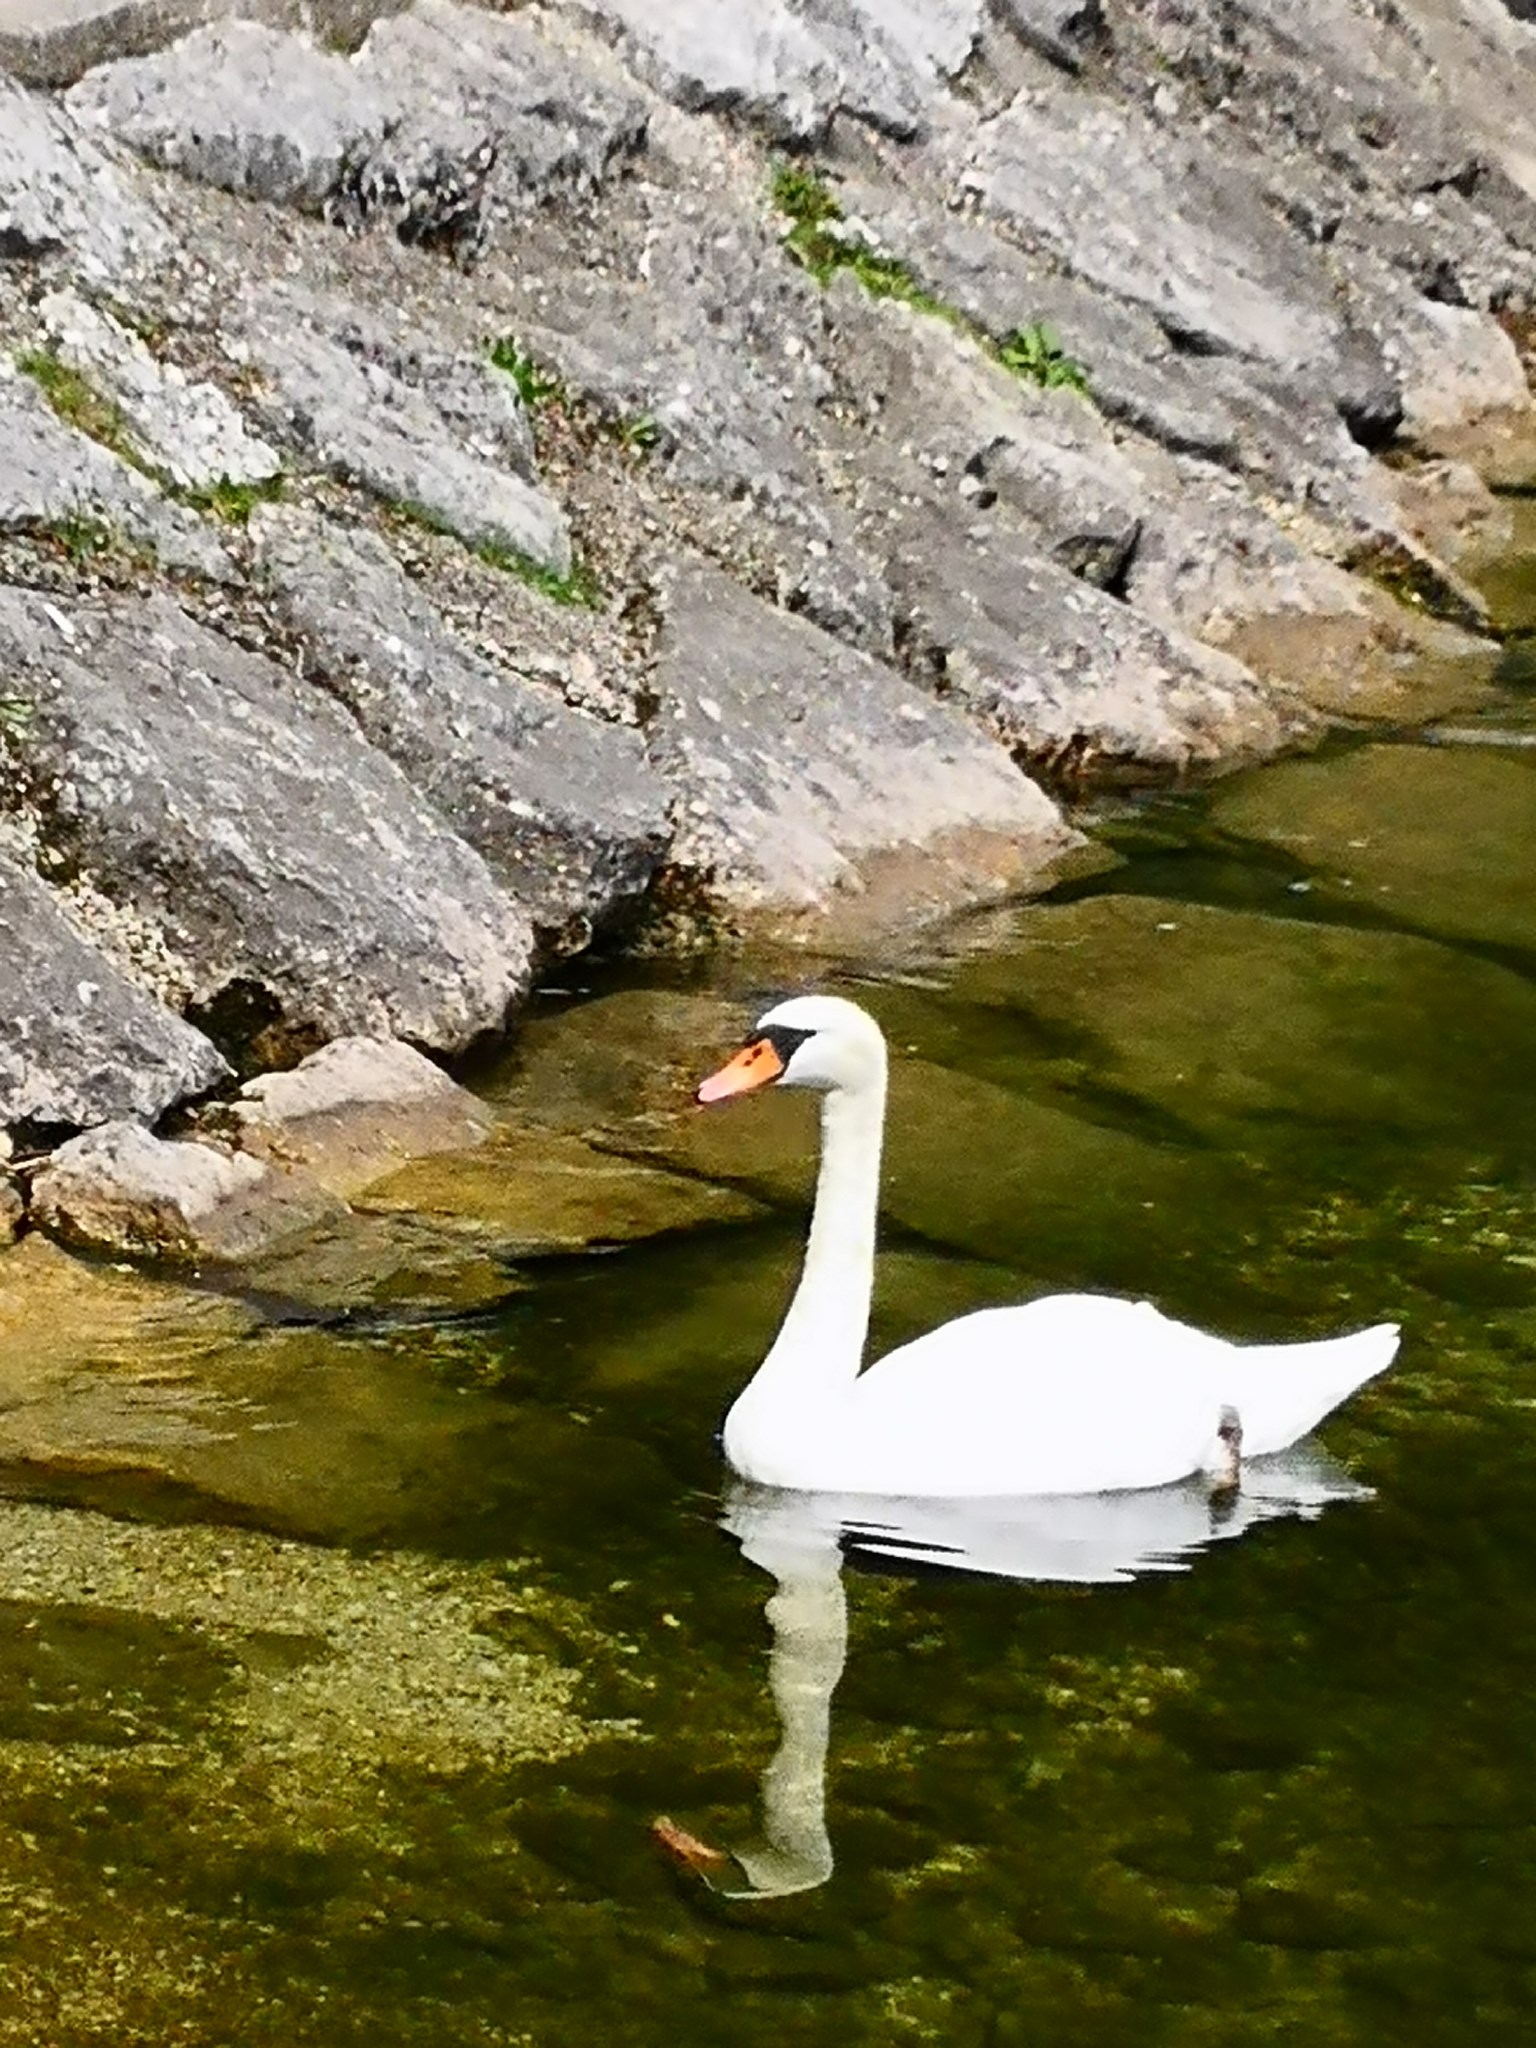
left=0, top=0, right=402, bottom=87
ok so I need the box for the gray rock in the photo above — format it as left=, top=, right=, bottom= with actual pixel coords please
left=553, top=0, right=843, bottom=142
left=0, top=587, right=535, bottom=1058
left=66, top=21, right=393, bottom=212
left=555, top=0, right=982, bottom=142
left=252, top=507, right=670, bottom=944
left=0, top=361, right=232, bottom=578
left=1117, top=0, right=1536, bottom=314
left=1364, top=268, right=1533, bottom=439
left=0, top=73, right=170, bottom=280
left=65, top=7, right=650, bottom=268
left=0, top=849, right=229, bottom=1136
left=883, top=494, right=1308, bottom=777
left=0, top=0, right=215, bottom=88
left=834, top=176, right=1248, bottom=464
left=239, top=287, right=571, bottom=574
left=831, top=287, right=1147, bottom=588
left=826, top=188, right=1472, bottom=616
left=958, top=89, right=1354, bottom=380
left=218, top=1035, right=496, bottom=1198
left=520, top=196, right=830, bottom=498
left=37, top=288, right=281, bottom=493
left=30, top=1119, right=345, bottom=1262
left=645, top=559, right=1075, bottom=932
left=994, top=0, right=1105, bottom=72
left=352, top=0, right=649, bottom=209
left=0, top=1175, right=20, bottom=1242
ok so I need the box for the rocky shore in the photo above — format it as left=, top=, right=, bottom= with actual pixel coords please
left=2, top=0, right=1534, bottom=1253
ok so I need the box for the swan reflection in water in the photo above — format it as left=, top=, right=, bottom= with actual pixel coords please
left=656, top=1448, right=1373, bottom=1899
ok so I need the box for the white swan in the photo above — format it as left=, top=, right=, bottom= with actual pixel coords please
left=696, top=994, right=1398, bottom=1497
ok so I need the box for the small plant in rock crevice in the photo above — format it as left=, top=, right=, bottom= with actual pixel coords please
left=0, top=694, right=33, bottom=739
left=769, top=159, right=1093, bottom=400
left=489, top=337, right=567, bottom=410
left=770, top=160, right=952, bottom=320
left=613, top=412, right=661, bottom=455
left=181, top=473, right=287, bottom=525
left=19, top=346, right=288, bottom=526
left=998, top=322, right=1090, bottom=395
left=389, top=498, right=602, bottom=609
left=30, top=511, right=117, bottom=563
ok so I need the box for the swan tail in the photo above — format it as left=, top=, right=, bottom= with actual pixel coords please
left=1226, top=1321, right=1399, bottom=1458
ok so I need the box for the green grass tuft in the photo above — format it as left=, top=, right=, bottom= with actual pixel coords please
left=34, top=512, right=116, bottom=562
left=769, top=160, right=1091, bottom=398
left=612, top=412, right=660, bottom=454
left=475, top=539, right=603, bottom=608
left=180, top=473, right=286, bottom=525
left=18, top=346, right=148, bottom=470
left=0, top=695, right=33, bottom=738
left=391, top=499, right=602, bottom=608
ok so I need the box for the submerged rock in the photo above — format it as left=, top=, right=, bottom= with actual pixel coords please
left=496, top=986, right=1261, bottom=1294
left=220, top=1034, right=497, bottom=1199
left=928, top=893, right=1536, bottom=1169
left=362, top=1120, right=764, bottom=1251
left=1209, top=743, right=1536, bottom=960
left=30, top=1120, right=345, bottom=1262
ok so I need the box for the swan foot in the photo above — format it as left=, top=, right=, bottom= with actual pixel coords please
left=652, top=1814, right=730, bottom=1881
left=1208, top=1404, right=1243, bottom=1497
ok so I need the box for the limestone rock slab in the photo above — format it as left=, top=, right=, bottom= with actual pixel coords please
left=0, top=588, right=535, bottom=1058
left=0, top=72, right=169, bottom=281
left=960, top=89, right=1354, bottom=382
left=0, top=849, right=229, bottom=1136
left=38, top=288, right=281, bottom=493
left=30, top=1119, right=345, bottom=1261
left=218, top=1035, right=495, bottom=1197
left=253, top=508, right=668, bottom=941
left=353, top=0, right=648, bottom=208
left=239, top=288, right=570, bottom=574
left=0, top=361, right=231, bottom=577
left=884, top=496, right=1307, bottom=776
left=645, top=560, right=1075, bottom=932
left=554, top=0, right=982, bottom=142
left=66, top=20, right=392, bottom=212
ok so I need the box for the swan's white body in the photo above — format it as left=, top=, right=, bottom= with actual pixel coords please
left=701, top=996, right=1398, bottom=1500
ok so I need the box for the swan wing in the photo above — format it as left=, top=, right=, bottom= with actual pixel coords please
left=827, top=1295, right=1397, bottom=1497
left=840, top=1294, right=1232, bottom=1495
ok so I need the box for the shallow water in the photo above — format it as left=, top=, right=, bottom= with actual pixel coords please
left=4, top=631, right=1536, bottom=2041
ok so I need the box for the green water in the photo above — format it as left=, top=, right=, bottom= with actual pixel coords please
left=4, top=646, right=1536, bottom=2040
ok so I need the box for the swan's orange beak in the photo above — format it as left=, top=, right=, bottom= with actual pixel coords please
left=696, top=1037, right=784, bottom=1105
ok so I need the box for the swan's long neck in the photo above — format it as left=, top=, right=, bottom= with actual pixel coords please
left=762, top=1069, right=886, bottom=1392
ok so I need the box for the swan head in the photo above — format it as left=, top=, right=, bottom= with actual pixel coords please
left=696, top=994, right=887, bottom=1103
